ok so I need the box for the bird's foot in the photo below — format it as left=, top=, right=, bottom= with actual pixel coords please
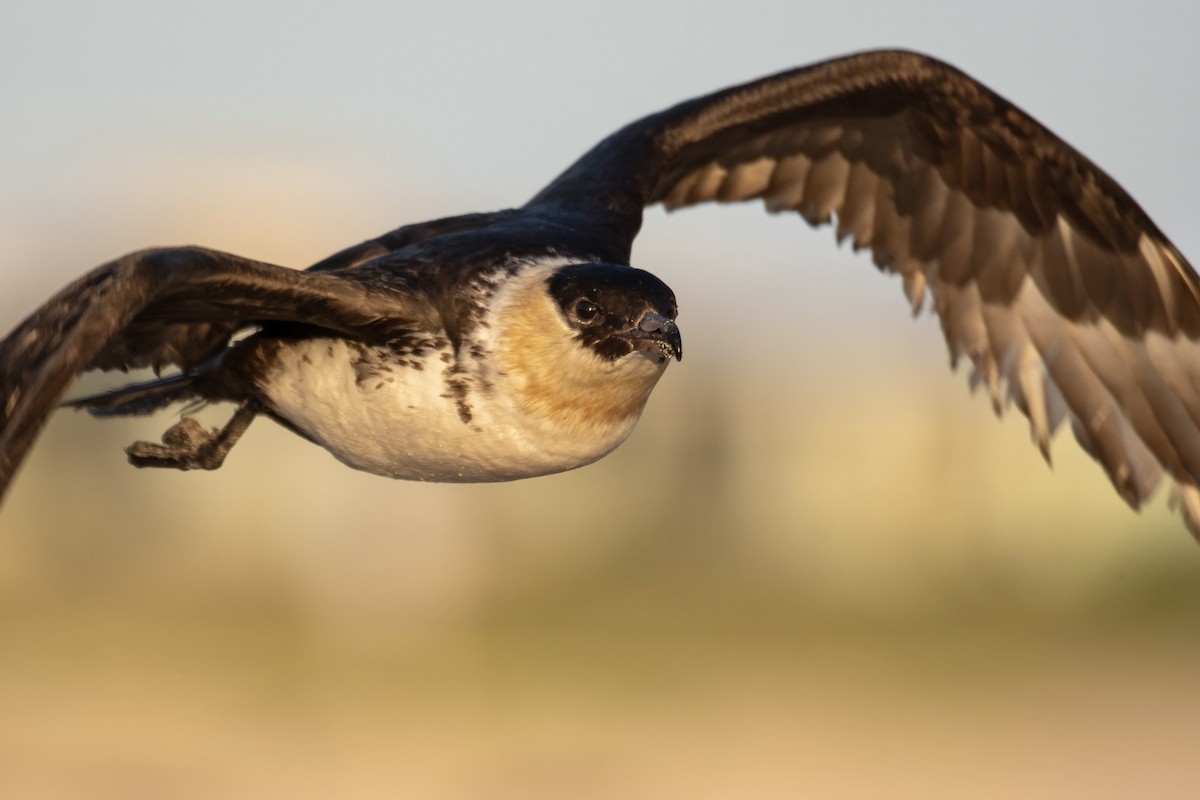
left=125, top=404, right=257, bottom=471
left=127, top=418, right=228, bottom=470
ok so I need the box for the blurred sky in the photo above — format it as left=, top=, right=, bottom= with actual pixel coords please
left=4, top=1, right=1200, bottom=797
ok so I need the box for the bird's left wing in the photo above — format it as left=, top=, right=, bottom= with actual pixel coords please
left=527, top=49, right=1200, bottom=536
left=0, top=246, right=423, bottom=501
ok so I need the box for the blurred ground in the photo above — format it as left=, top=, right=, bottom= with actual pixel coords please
left=2, top=352, right=1198, bottom=798
left=0, top=601, right=1197, bottom=799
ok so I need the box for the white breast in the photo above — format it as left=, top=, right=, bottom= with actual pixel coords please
left=257, top=261, right=670, bottom=483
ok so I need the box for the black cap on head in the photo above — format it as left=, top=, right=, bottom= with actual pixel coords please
left=548, top=263, right=681, bottom=362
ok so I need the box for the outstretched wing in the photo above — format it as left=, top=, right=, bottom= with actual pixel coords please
left=0, top=246, right=423, bottom=501
left=528, top=49, right=1200, bottom=536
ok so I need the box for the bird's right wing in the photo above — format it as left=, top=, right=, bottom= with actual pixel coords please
left=0, top=246, right=423, bottom=502
left=528, top=49, right=1200, bottom=536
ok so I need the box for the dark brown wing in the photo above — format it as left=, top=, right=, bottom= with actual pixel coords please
left=0, top=246, right=424, bottom=501
left=528, top=49, right=1200, bottom=536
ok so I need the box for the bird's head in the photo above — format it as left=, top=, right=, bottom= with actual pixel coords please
left=546, top=263, right=682, bottom=364
left=488, top=260, right=681, bottom=436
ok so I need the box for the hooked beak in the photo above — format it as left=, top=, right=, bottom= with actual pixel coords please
left=620, top=311, right=682, bottom=362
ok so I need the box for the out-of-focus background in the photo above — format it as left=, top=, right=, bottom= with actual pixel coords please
left=3, top=1, right=1200, bottom=797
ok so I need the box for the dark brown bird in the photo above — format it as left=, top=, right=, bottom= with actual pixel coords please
left=2, top=49, right=1199, bottom=538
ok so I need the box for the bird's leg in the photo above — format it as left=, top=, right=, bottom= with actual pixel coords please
left=126, top=401, right=258, bottom=471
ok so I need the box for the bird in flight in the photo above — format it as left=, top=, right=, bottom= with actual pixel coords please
left=2, top=50, right=1199, bottom=538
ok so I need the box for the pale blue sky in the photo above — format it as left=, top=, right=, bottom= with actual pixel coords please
left=3, top=0, right=1198, bottom=315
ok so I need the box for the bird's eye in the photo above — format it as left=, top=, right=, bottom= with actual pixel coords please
left=573, top=299, right=602, bottom=325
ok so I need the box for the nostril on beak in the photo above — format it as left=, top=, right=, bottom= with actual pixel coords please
left=636, top=312, right=682, bottom=361
left=638, top=312, right=673, bottom=333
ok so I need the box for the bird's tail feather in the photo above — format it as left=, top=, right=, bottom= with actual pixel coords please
left=65, top=373, right=200, bottom=418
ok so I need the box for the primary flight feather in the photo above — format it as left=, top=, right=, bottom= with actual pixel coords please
left=3, top=49, right=1199, bottom=538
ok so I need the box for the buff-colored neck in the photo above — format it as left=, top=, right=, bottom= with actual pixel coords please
left=489, top=265, right=668, bottom=437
